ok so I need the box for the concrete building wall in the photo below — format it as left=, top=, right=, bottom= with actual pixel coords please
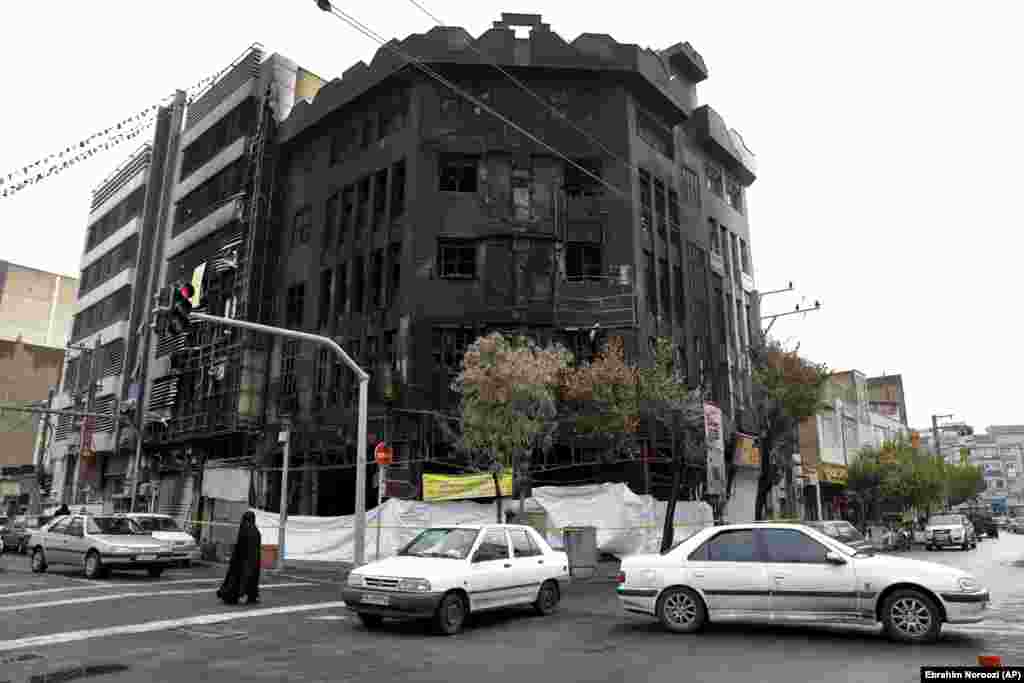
left=0, top=339, right=64, bottom=466
left=0, top=261, right=77, bottom=349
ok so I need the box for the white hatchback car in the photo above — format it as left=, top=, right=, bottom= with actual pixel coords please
left=617, top=523, right=988, bottom=643
left=343, top=524, right=570, bottom=635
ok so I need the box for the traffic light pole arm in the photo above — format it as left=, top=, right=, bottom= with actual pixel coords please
left=187, top=312, right=372, bottom=565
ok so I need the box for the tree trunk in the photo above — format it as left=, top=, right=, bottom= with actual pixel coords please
left=493, top=471, right=504, bottom=524
left=660, top=415, right=684, bottom=552
left=517, top=452, right=527, bottom=520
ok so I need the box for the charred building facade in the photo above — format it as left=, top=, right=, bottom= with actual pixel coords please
left=265, top=14, right=760, bottom=515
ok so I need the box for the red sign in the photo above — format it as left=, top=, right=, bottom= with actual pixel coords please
left=374, top=442, right=393, bottom=466
left=384, top=480, right=409, bottom=498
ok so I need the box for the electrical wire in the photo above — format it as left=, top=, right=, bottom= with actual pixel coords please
left=319, top=2, right=627, bottom=201
left=400, top=0, right=640, bottom=181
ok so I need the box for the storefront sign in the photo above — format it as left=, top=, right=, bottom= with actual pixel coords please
left=734, top=433, right=760, bottom=468
left=819, top=463, right=848, bottom=485
left=704, top=403, right=725, bottom=496
left=422, top=472, right=514, bottom=502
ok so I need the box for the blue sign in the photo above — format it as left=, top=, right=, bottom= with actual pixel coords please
left=990, top=497, right=1008, bottom=515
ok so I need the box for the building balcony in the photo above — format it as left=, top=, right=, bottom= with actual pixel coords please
left=81, top=217, right=140, bottom=270
left=167, top=195, right=245, bottom=260
left=173, top=136, right=248, bottom=202
left=555, top=275, right=637, bottom=330
left=76, top=267, right=135, bottom=312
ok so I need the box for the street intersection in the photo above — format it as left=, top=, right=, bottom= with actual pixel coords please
left=1, top=534, right=1023, bottom=683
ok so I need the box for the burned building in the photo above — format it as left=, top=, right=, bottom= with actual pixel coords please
left=266, top=13, right=760, bottom=515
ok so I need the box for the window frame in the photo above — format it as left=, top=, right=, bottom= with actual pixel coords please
left=439, top=155, right=480, bottom=193
left=687, top=528, right=759, bottom=562
left=437, top=240, right=478, bottom=280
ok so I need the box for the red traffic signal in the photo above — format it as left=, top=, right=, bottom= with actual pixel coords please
left=167, top=282, right=195, bottom=335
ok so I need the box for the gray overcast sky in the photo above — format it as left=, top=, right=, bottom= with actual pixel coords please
left=1, top=1, right=1020, bottom=431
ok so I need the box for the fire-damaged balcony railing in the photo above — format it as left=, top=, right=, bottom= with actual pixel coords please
left=555, top=274, right=637, bottom=330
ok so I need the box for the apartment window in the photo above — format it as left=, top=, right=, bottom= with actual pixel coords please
left=730, top=233, right=742, bottom=284
left=433, top=328, right=474, bottom=371
left=383, top=331, right=397, bottom=373
left=280, top=340, right=300, bottom=401
left=706, top=162, right=724, bottom=197
left=673, top=265, right=685, bottom=323
left=736, top=298, right=746, bottom=349
left=720, top=227, right=731, bottom=272
left=680, top=165, right=700, bottom=207
left=329, top=126, right=348, bottom=166
left=367, top=336, right=379, bottom=364
left=87, top=186, right=146, bottom=251
left=644, top=251, right=657, bottom=312
left=709, top=219, right=720, bottom=255
left=740, top=238, right=751, bottom=275
left=654, top=178, right=667, bottom=236
left=323, top=192, right=340, bottom=259
left=352, top=256, right=365, bottom=313
left=439, top=155, right=479, bottom=193
left=328, top=357, right=343, bottom=405
left=291, top=206, right=312, bottom=246
left=285, top=283, right=305, bottom=328
left=80, top=235, right=139, bottom=295
left=355, top=177, right=370, bottom=234
left=726, top=178, right=744, bottom=214
left=390, top=159, right=406, bottom=219
left=340, top=186, right=354, bottom=244
left=388, top=243, right=402, bottom=307
left=180, top=97, right=257, bottom=180
left=317, top=269, right=333, bottom=329
left=659, top=258, right=671, bottom=324
left=668, top=188, right=680, bottom=231
left=370, top=249, right=384, bottom=308
left=565, top=243, right=602, bottom=281
left=746, top=303, right=755, bottom=348
left=335, top=263, right=348, bottom=317
left=173, top=158, right=247, bottom=235
left=313, top=348, right=330, bottom=409
left=373, top=169, right=388, bottom=230
left=380, top=89, right=409, bottom=138
left=438, top=240, right=477, bottom=279
left=638, top=170, right=652, bottom=231
left=511, top=161, right=533, bottom=221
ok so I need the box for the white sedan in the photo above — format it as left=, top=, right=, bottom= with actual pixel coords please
left=616, top=523, right=988, bottom=643
left=343, top=524, right=570, bottom=635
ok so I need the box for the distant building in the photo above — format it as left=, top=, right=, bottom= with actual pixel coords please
left=866, top=374, right=908, bottom=427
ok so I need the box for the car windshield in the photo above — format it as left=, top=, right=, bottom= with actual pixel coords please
left=133, top=517, right=182, bottom=532
left=929, top=515, right=962, bottom=526
left=824, top=522, right=865, bottom=543
left=398, top=528, right=480, bottom=559
left=87, top=517, right=139, bottom=535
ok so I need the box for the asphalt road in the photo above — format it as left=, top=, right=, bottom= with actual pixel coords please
left=1, top=532, right=1022, bottom=683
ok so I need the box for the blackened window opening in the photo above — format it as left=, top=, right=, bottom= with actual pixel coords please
left=565, top=243, right=602, bottom=281
left=439, top=155, right=479, bottom=193
left=438, top=241, right=477, bottom=279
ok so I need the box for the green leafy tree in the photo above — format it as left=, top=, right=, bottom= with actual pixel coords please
left=452, top=333, right=573, bottom=523
left=847, top=447, right=884, bottom=525
left=878, top=440, right=947, bottom=514
left=946, top=462, right=986, bottom=507
left=750, top=338, right=830, bottom=520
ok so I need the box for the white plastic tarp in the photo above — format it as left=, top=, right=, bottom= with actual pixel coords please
left=202, top=468, right=251, bottom=502
left=531, top=482, right=714, bottom=556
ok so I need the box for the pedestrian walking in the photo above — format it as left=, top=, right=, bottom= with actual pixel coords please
left=217, top=511, right=261, bottom=605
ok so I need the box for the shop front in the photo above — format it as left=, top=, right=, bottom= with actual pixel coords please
left=818, top=463, right=849, bottom=521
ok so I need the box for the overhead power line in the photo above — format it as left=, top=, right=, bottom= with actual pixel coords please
left=316, top=1, right=627, bottom=201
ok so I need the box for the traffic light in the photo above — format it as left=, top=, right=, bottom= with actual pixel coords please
left=168, top=283, right=195, bottom=335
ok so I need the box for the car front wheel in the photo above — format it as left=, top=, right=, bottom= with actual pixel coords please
left=84, top=551, right=104, bottom=580
left=357, top=613, right=384, bottom=629
left=656, top=587, right=707, bottom=634
left=432, top=592, right=468, bottom=636
left=882, top=589, right=942, bottom=643
left=533, top=580, right=560, bottom=616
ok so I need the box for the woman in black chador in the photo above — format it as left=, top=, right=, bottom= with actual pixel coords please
left=217, top=511, right=261, bottom=605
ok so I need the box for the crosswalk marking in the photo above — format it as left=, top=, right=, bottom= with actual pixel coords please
left=0, top=578, right=226, bottom=600
left=0, top=601, right=349, bottom=653
left=0, top=583, right=316, bottom=613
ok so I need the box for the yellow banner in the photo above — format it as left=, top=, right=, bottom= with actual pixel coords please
left=422, top=472, right=514, bottom=502
left=0, top=481, right=20, bottom=497
left=735, top=434, right=760, bottom=468
left=819, top=463, right=848, bottom=485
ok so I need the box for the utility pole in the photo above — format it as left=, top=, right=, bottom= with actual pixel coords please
left=30, top=387, right=56, bottom=515
left=277, top=428, right=290, bottom=571
left=71, top=335, right=101, bottom=507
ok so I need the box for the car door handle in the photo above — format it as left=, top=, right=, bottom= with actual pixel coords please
left=693, top=572, right=705, bottom=578
left=537, top=559, right=544, bottom=564
left=774, top=576, right=787, bottom=581
left=504, top=563, right=512, bottom=568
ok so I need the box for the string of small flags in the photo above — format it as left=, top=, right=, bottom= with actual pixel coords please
left=0, top=119, right=156, bottom=200
left=0, top=63, right=235, bottom=200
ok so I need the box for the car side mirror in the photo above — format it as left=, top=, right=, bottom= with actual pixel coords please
left=825, top=551, right=846, bottom=565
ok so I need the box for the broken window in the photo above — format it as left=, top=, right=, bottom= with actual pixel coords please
left=705, top=162, right=724, bottom=197
left=638, top=170, right=652, bottom=231
left=432, top=328, right=475, bottom=371
left=280, top=340, right=300, bottom=402
left=708, top=218, right=720, bottom=256
left=659, top=258, right=671, bottom=324
left=373, top=169, right=388, bottom=230
left=654, top=178, right=667, bottom=236
left=511, top=161, right=533, bottom=221
left=438, top=240, right=477, bottom=279
left=644, top=250, right=657, bottom=312
left=371, top=249, right=384, bottom=308
left=439, top=155, right=479, bottom=193
left=340, top=186, right=354, bottom=245
left=286, top=283, right=305, bottom=328
left=388, top=242, right=402, bottom=307
left=317, top=269, right=333, bottom=329
left=390, top=159, right=406, bottom=219
left=668, top=188, right=680, bottom=230
left=726, top=178, right=744, bottom=214
left=352, top=256, right=364, bottom=313
left=565, top=243, right=602, bottom=281
left=673, top=265, right=685, bottom=323
left=291, top=206, right=312, bottom=246
left=681, top=165, right=700, bottom=206
left=323, top=192, right=340, bottom=257
left=335, top=263, right=348, bottom=317
left=356, top=177, right=370, bottom=233
left=564, top=158, right=603, bottom=197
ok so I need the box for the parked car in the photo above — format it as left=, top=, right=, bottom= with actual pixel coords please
left=925, top=514, right=976, bottom=550
left=2, top=515, right=53, bottom=554
left=802, top=521, right=876, bottom=553
left=1009, top=519, right=1024, bottom=534
left=117, top=513, right=199, bottom=568
left=968, top=513, right=999, bottom=539
left=343, top=524, right=570, bottom=635
left=616, top=523, right=988, bottom=643
left=29, top=514, right=178, bottom=579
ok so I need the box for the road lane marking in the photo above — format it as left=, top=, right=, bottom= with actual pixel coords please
left=0, top=583, right=316, bottom=613
left=307, top=615, right=348, bottom=621
left=0, top=600, right=349, bottom=652
left=0, top=578, right=227, bottom=599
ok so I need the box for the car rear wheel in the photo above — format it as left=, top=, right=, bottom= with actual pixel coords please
left=84, top=551, right=104, bottom=580
left=31, top=547, right=47, bottom=573
left=148, top=566, right=164, bottom=578
left=882, top=589, right=942, bottom=643
left=656, top=587, right=707, bottom=634
left=432, top=592, right=467, bottom=636
left=357, top=613, right=384, bottom=629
